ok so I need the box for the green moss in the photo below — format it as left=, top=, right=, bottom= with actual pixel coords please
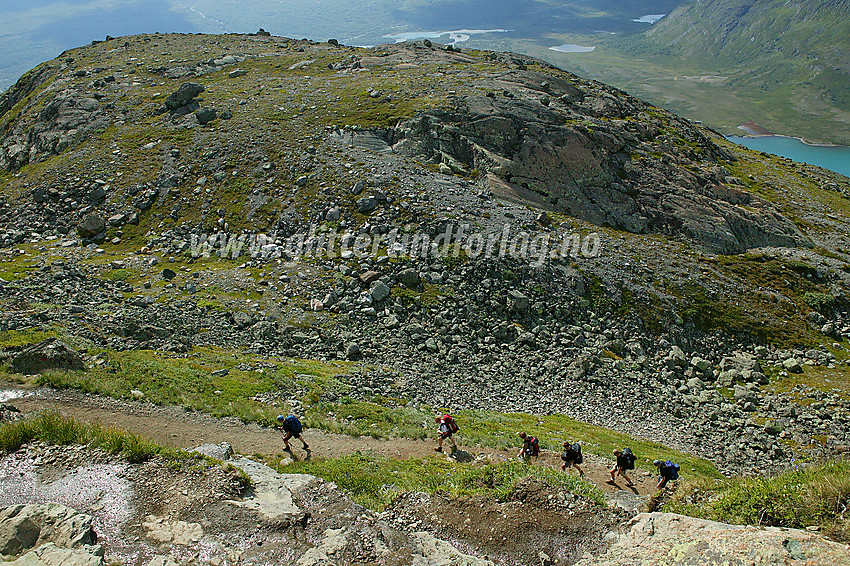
left=391, top=282, right=455, bottom=307
left=802, top=292, right=835, bottom=314
left=0, top=256, right=39, bottom=282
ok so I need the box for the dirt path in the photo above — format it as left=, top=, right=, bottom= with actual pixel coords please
left=2, top=383, right=657, bottom=498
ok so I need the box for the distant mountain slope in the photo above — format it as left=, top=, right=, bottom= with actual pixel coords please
left=640, top=0, right=850, bottom=136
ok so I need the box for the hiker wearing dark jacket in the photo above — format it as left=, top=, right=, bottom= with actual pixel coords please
left=517, top=432, right=539, bottom=460
left=654, top=459, right=679, bottom=489
left=610, top=448, right=635, bottom=486
left=277, top=414, right=309, bottom=452
left=560, top=441, right=584, bottom=476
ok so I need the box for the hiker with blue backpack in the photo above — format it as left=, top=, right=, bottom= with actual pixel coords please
left=277, top=414, right=309, bottom=453
left=610, top=448, right=636, bottom=486
left=560, top=440, right=584, bottom=476
left=654, top=459, right=680, bottom=489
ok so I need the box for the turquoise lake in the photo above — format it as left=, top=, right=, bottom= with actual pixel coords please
left=727, top=136, right=850, bottom=178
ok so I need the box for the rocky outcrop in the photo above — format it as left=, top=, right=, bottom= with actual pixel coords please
left=0, top=66, right=56, bottom=121
left=1, top=92, right=108, bottom=172
left=9, top=338, right=85, bottom=374
left=0, top=504, right=103, bottom=566
left=389, top=65, right=810, bottom=253
left=576, top=512, right=850, bottom=566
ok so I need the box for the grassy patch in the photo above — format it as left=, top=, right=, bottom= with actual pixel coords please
left=276, top=452, right=605, bottom=510
left=0, top=411, right=162, bottom=463
left=668, top=459, right=850, bottom=540
left=666, top=253, right=830, bottom=347
left=391, top=282, right=456, bottom=307
left=765, top=363, right=850, bottom=400
left=27, top=347, right=349, bottom=427
left=0, top=329, right=57, bottom=349
left=0, top=254, right=39, bottom=282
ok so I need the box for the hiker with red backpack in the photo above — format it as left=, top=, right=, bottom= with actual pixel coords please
left=560, top=440, right=584, bottom=476
left=435, top=414, right=458, bottom=454
left=518, top=432, right=540, bottom=460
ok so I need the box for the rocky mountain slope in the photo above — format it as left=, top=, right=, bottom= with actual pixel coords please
left=1, top=32, right=850, bottom=482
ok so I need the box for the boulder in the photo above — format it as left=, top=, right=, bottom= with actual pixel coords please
left=397, top=268, right=420, bottom=288
left=345, top=342, right=361, bottom=359
left=195, top=107, right=217, bottom=125
left=782, top=358, right=803, bottom=373
left=0, top=504, right=96, bottom=556
left=370, top=281, right=390, bottom=303
left=142, top=516, right=203, bottom=545
left=357, top=196, right=378, bottom=214
left=9, top=339, right=84, bottom=374
left=165, top=83, right=205, bottom=110
left=5, top=543, right=104, bottom=566
left=325, top=207, right=340, bottom=221
left=690, top=357, right=711, bottom=372
left=77, top=214, right=105, bottom=238
left=411, top=532, right=494, bottom=566
left=573, top=512, right=850, bottom=566
left=190, top=443, right=234, bottom=461
left=507, top=290, right=529, bottom=313
left=719, top=353, right=761, bottom=374
left=669, top=346, right=688, bottom=366
left=359, top=271, right=381, bottom=286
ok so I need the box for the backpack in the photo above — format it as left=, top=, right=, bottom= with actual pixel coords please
left=572, top=443, right=583, bottom=464
left=527, top=436, right=540, bottom=457
left=443, top=414, right=459, bottom=433
left=284, top=415, right=302, bottom=435
left=622, top=447, right=636, bottom=470
left=665, top=460, right=680, bottom=480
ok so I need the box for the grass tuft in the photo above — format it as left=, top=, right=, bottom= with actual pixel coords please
left=0, top=411, right=162, bottom=463
left=277, top=452, right=605, bottom=510
left=667, top=459, right=850, bottom=540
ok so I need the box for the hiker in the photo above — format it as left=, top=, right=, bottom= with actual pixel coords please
left=610, top=448, right=636, bottom=486
left=654, top=459, right=680, bottom=489
left=276, top=414, right=309, bottom=452
left=434, top=414, right=458, bottom=453
left=560, top=441, right=584, bottom=476
left=517, top=432, right=540, bottom=460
